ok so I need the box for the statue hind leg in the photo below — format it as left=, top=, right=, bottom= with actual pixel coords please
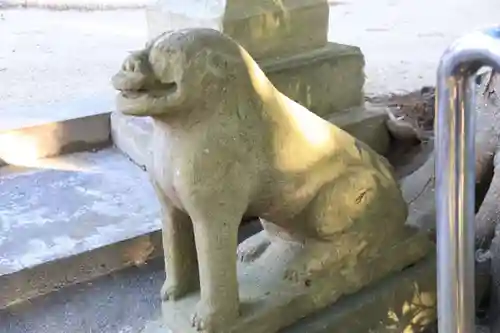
left=283, top=172, right=408, bottom=284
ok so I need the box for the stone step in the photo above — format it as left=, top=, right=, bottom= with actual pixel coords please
left=112, top=103, right=391, bottom=170
left=0, top=148, right=162, bottom=309
left=0, top=113, right=111, bottom=167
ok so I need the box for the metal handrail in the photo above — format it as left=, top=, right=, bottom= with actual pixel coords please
left=436, top=26, right=500, bottom=332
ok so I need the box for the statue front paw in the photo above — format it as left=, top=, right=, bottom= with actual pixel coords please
left=283, top=264, right=309, bottom=285
left=190, top=305, right=211, bottom=332
left=190, top=300, right=239, bottom=333
left=160, top=279, right=187, bottom=301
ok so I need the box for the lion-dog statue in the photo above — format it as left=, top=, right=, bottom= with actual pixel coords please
left=112, top=28, right=409, bottom=332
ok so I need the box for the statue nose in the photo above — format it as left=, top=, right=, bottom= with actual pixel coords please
left=112, top=69, right=149, bottom=91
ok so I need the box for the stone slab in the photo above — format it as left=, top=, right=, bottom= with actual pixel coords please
left=0, top=148, right=162, bottom=308
left=0, top=113, right=111, bottom=167
left=159, top=228, right=432, bottom=333
left=146, top=0, right=329, bottom=61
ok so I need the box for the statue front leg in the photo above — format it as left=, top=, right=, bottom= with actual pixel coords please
left=151, top=180, right=199, bottom=301
left=189, top=208, right=242, bottom=332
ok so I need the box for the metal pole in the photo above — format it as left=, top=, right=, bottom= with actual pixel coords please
left=436, top=26, right=500, bottom=332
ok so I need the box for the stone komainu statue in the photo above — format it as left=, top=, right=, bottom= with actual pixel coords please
left=112, top=28, right=410, bottom=333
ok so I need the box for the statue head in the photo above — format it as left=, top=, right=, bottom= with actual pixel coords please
left=111, top=28, right=248, bottom=117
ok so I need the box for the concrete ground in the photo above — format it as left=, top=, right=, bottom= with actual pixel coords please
left=0, top=257, right=165, bottom=333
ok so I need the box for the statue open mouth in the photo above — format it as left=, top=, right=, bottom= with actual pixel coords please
left=120, top=81, right=178, bottom=99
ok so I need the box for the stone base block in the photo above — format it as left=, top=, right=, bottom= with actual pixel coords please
left=156, top=227, right=431, bottom=333
left=284, top=254, right=436, bottom=333
left=147, top=0, right=329, bottom=61
left=142, top=255, right=436, bottom=333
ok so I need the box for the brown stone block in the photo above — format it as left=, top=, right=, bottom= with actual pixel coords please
left=263, top=42, right=365, bottom=118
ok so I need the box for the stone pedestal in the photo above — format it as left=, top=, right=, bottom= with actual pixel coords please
left=142, top=234, right=436, bottom=333
left=159, top=228, right=432, bottom=333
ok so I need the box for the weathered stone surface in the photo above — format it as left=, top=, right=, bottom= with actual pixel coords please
left=112, top=28, right=428, bottom=333
left=0, top=113, right=111, bottom=167
left=147, top=0, right=329, bottom=60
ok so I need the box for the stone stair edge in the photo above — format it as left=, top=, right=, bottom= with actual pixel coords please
left=0, top=216, right=261, bottom=309
left=0, top=147, right=163, bottom=309
left=0, top=229, right=163, bottom=309
left=0, top=112, right=111, bottom=167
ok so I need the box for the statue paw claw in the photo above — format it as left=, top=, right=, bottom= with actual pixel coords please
left=237, top=231, right=271, bottom=263
left=190, top=301, right=232, bottom=333
left=283, top=263, right=310, bottom=285
left=190, top=310, right=207, bottom=332
left=160, top=279, right=186, bottom=301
